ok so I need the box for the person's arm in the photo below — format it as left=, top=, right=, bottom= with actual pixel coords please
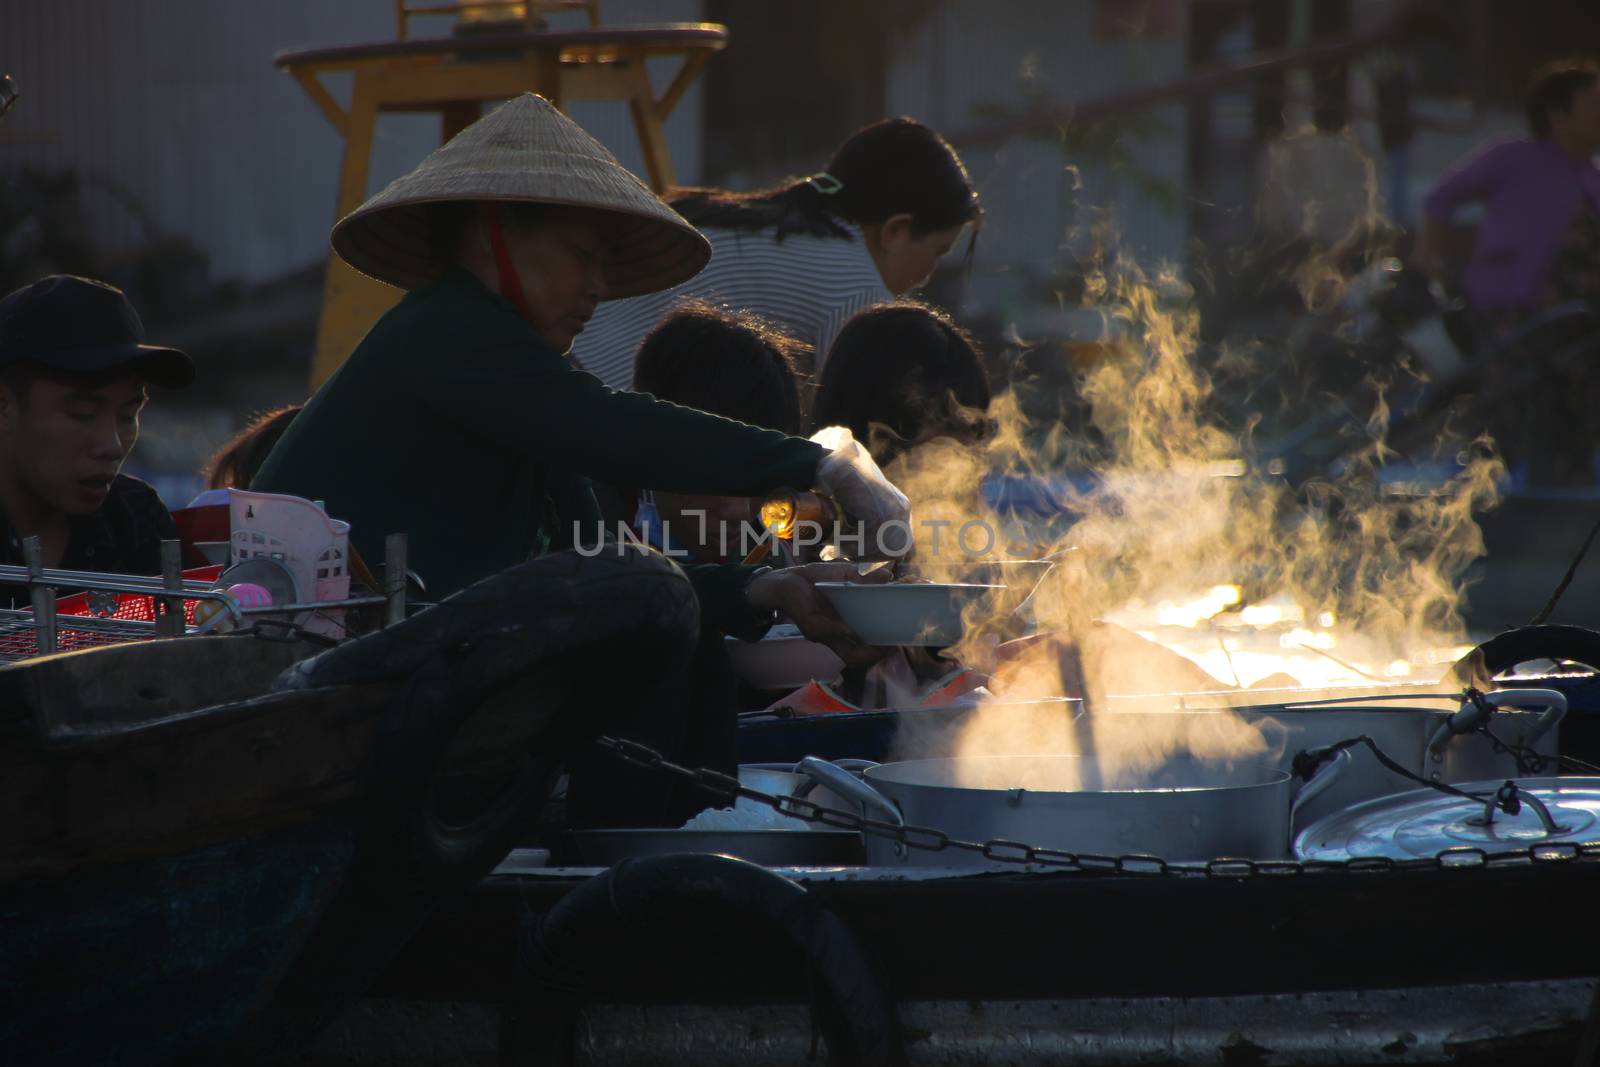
left=399, top=341, right=826, bottom=497
left=1412, top=214, right=1452, bottom=284
left=1416, top=141, right=1517, bottom=280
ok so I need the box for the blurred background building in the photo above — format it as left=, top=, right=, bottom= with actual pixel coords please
left=2, top=0, right=1598, bottom=507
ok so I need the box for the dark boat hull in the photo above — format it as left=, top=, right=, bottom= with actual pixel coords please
left=1, top=547, right=704, bottom=1064
left=2, top=822, right=356, bottom=1067
left=351, top=854, right=1600, bottom=1066
left=0, top=661, right=389, bottom=1067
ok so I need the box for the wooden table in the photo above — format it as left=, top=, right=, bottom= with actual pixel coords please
left=276, top=23, right=726, bottom=386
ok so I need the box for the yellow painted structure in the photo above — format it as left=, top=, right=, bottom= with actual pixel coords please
left=276, top=5, right=724, bottom=386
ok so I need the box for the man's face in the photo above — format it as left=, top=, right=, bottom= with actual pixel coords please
left=0, top=374, right=146, bottom=516
left=504, top=213, right=611, bottom=353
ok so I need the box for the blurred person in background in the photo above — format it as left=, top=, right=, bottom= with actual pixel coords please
left=812, top=302, right=993, bottom=469
left=574, top=117, right=982, bottom=390
left=628, top=299, right=806, bottom=562
left=1416, top=59, right=1600, bottom=325
left=0, top=276, right=193, bottom=596
left=1416, top=59, right=1600, bottom=483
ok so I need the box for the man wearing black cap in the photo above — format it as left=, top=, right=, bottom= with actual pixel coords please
left=0, top=275, right=194, bottom=583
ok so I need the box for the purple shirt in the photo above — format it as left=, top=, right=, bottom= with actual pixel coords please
left=1423, top=138, right=1600, bottom=311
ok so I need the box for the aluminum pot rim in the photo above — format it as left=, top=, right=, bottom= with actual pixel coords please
left=862, top=754, right=1294, bottom=796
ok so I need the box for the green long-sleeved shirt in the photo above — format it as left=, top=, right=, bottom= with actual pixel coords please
left=253, top=267, right=824, bottom=628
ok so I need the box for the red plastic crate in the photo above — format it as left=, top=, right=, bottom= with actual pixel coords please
left=54, top=565, right=226, bottom=625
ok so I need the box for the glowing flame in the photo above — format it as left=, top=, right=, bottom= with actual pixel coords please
left=1154, top=585, right=1242, bottom=627
left=1238, top=598, right=1304, bottom=628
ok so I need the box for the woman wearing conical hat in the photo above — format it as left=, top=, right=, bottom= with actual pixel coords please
left=254, top=94, right=905, bottom=660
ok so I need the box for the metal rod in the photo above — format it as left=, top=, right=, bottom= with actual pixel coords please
left=0, top=563, right=217, bottom=595
left=236, top=595, right=391, bottom=615
left=384, top=533, right=407, bottom=627
left=22, top=537, right=55, bottom=656
left=1273, top=692, right=1462, bottom=709
left=155, top=540, right=184, bottom=638
left=948, top=11, right=1442, bottom=149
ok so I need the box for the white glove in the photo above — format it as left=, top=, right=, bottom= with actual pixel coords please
left=810, top=425, right=911, bottom=532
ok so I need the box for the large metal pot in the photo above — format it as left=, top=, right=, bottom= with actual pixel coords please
left=798, top=752, right=1346, bottom=868
left=1093, top=688, right=1565, bottom=828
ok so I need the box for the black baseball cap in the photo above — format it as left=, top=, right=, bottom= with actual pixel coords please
left=0, top=275, right=194, bottom=388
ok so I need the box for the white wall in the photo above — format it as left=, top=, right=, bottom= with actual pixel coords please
left=0, top=0, right=706, bottom=284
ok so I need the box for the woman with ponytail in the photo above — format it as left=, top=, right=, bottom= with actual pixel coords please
left=574, top=117, right=981, bottom=390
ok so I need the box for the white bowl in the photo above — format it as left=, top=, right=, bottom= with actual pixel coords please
left=815, top=582, right=1003, bottom=647
left=903, top=560, right=1055, bottom=617
left=725, top=624, right=845, bottom=689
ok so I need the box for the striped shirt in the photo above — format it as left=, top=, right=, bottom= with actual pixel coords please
left=573, top=223, right=892, bottom=390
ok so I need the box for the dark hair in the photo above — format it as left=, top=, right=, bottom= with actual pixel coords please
left=813, top=302, right=991, bottom=465
left=632, top=299, right=805, bottom=435
left=1527, top=60, right=1599, bottom=138
left=204, top=405, right=301, bottom=490
left=668, top=118, right=981, bottom=244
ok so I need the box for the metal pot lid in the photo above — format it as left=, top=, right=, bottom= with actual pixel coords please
left=1294, top=777, right=1600, bottom=862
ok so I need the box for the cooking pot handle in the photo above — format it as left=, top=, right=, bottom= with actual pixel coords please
left=795, top=757, right=902, bottom=828
left=1425, top=688, right=1568, bottom=757
left=778, top=757, right=882, bottom=799
left=1290, top=747, right=1351, bottom=823
left=1488, top=688, right=1567, bottom=746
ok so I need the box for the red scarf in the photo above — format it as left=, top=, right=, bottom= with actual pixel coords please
left=481, top=203, right=535, bottom=324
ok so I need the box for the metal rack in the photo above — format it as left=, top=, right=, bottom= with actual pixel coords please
left=0, top=534, right=407, bottom=664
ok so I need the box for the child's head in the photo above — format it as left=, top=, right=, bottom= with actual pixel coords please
left=814, top=302, right=991, bottom=466
left=633, top=299, right=805, bottom=434
left=632, top=301, right=807, bottom=561
left=204, top=405, right=301, bottom=490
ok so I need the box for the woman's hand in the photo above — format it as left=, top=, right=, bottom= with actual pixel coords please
left=810, top=425, right=911, bottom=535
left=745, top=561, right=893, bottom=667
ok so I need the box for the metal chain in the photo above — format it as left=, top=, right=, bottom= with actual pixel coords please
left=592, top=735, right=1600, bottom=879
left=242, top=618, right=341, bottom=647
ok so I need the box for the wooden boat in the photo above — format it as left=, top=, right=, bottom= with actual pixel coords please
left=359, top=845, right=1600, bottom=1067
left=294, top=657, right=1600, bottom=1065
left=0, top=547, right=700, bottom=1066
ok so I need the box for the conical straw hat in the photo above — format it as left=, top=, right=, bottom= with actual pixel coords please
left=331, top=94, right=710, bottom=296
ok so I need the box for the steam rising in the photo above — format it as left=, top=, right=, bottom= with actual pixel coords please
left=889, top=185, right=1502, bottom=777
